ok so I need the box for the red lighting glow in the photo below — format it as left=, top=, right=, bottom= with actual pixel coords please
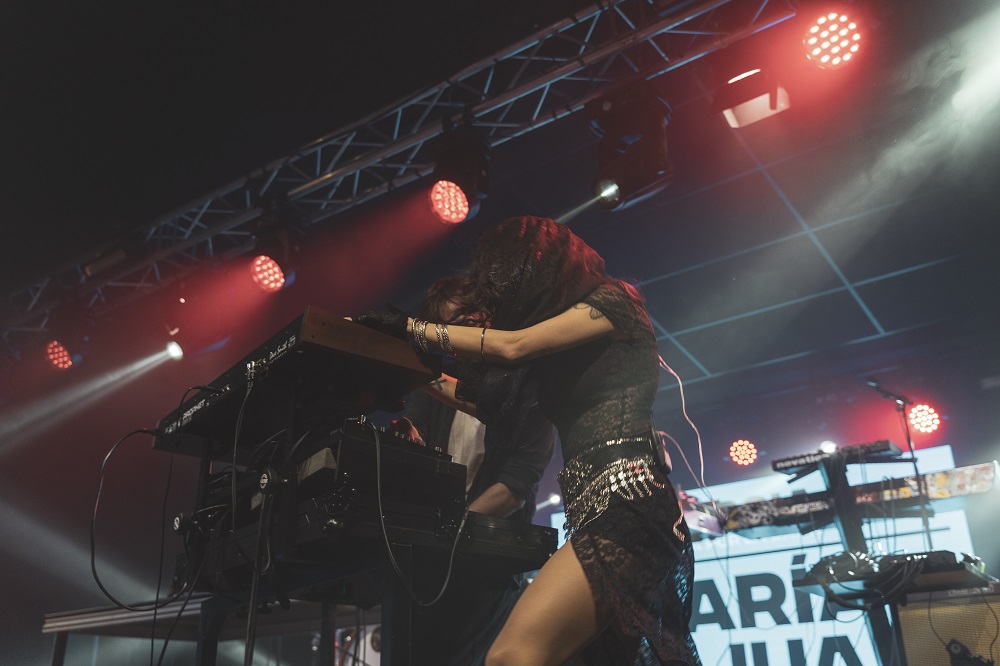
left=46, top=340, right=73, bottom=370
left=730, top=439, right=758, bottom=466
left=250, top=255, right=285, bottom=292
left=804, top=12, right=861, bottom=69
left=908, top=404, right=941, bottom=434
left=429, top=180, right=469, bottom=224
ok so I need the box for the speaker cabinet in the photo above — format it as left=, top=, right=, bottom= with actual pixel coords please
left=895, top=581, right=1000, bottom=665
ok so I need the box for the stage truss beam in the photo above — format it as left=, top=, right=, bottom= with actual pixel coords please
left=2, top=0, right=795, bottom=358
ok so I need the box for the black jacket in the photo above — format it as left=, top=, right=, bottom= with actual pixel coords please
left=402, top=387, right=555, bottom=524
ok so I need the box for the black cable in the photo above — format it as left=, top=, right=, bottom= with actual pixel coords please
left=820, top=571, right=877, bottom=613
left=928, top=590, right=949, bottom=649
left=90, top=428, right=192, bottom=611
left=194, top=508, right=250, bottom=612
left=148, top=383, right=213, bottom=665
left=277, top=427, right=332, bottom=478
left=363, top=419, right=468, bottom=607
left=234, top=422, right=335, bottom=665
left=243, top=492, right=273, bottom=666
left=814, top=550, right=927, bottom=618
left=884, top=558, right=926, bottom=602
left=186, top=503, right=230, bottom=522
left=245, top=428, right=289, bottom=469
left=155, top=548, right=208, bottom=666
left=149, top=445, right=176, bottom=666
left=242, top=425, right=327, bottom=621
left=814, top=555, right=916, bottom=666
left=230, top=383, right=258, bottom=570
left=248, top=427, right=322, bottom=585
left=981, top=587, right=1000, bottom=663
left=93, top=382, right=222, bottom=615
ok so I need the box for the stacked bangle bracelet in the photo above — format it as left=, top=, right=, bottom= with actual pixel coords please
left=409, top=318, right=456, bottom=357
left=415, top=320, right=430, bottom=353
left=440, top=324, right=454, bottom=356
left=408, top=318, right=483, bottom=360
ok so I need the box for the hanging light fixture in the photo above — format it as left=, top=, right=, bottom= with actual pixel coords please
left=586, top=79, right=674, bottom=211
left=428, top=124, right=490, bottom=224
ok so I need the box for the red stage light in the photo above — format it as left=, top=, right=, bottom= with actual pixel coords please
left=730, top=439, right=758, bottom=466
left=804, top=11, right=861, bottom=69
left=908, top=404, right=941, bottom=434
left=46, top=340, right=73, bottom=370
left=429, top=180, right=470, bottom=224
left=250, top=255, right=285, bottom=292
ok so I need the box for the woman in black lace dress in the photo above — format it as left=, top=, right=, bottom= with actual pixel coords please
left=359, top=216, right=701, bottom=665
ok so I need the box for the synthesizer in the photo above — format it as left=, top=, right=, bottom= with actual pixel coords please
left=723, top=462, right=998, bottom=537
left=153, top=307, right=440, bottom=461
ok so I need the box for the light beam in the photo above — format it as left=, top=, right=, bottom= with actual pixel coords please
left=0, top=348, right=175, bottom=460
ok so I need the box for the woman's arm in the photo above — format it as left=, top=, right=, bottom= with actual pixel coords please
left=468, top=482, right=524, bottom=517
left=419, top=373, right=477, bottom=416
left=408, top=301, right=620, bottom=364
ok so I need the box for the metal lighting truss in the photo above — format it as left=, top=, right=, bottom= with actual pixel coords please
left=1, top=0, right=795, bottom=358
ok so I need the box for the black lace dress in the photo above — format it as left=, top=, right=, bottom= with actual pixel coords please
left=533, top=283, right=702, bottom=666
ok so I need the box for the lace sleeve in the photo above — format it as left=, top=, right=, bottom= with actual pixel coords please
left=583, top=281, right=652, bottom=342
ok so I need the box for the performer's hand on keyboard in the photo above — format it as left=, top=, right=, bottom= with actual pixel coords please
left=354, top=310, right=408, bottom=340
left=387, top=417, right=425, bottom=445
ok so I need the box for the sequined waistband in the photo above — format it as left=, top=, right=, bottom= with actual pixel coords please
left=557, top=435, right=664, bottom=537
left=579, top=434, right=650, bottom=454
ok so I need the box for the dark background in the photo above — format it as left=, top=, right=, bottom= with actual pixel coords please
left=2, top=1, right=999, bottom=664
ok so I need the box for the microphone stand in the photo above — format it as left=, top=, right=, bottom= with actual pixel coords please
left=867, top=380, right=934, bottom=552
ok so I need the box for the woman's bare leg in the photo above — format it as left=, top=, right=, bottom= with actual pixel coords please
left=485, top=541, right=610, bottom=666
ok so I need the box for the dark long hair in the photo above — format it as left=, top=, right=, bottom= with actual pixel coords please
left=470, top=216, right=611, bottom=330
left=460, top=216, right=614, bottom=431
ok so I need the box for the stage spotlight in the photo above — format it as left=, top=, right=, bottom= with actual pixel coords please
left=166, top=341, right=183, bottom=360
left=712, top=66, right=790, bottom=129
left=730, top=439, right=758, bottom=466
left=250, top=255, right=286, bottom=293
left=428, top=124, right=490, bottom=224
left=429, top=179, right=470, bottom=224
left=247, top=201, right=301, bottom=291
left=804, top=11, right=862, bottom=70
left=587, top=80, right=673, bottom=211
left=595, top=180, right=621, bottom=207
left=819, top=440, right=839, bottom=454
left=40, top=305, right=93, bottom=370
left=908, top=404, right=941, bottom=434
left=45, top=340, right=73, bottom=370
left=706, top=29, right=795, bottom=129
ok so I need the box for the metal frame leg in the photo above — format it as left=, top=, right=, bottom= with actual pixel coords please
left=50, top=632, right=68, bottom=666
left=380, top=544, right=413, bottom=666
left=196, top=596, right=232, bottom=666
